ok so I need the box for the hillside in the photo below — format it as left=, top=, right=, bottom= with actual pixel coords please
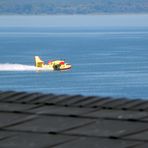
left=0, top=0, right=148, bottom=14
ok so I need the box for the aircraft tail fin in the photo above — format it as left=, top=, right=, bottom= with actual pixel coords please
left=34, top=56, right=44, bottom=67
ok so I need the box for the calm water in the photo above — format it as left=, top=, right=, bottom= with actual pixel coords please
left=0, top=16, right=148, bottom=99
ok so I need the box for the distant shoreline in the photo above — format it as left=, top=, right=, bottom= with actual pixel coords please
left=0, top=13, right=148, bottom=16
left=0, top=14, right=148, bottom=27
left=1, top=0, right=148, bottom=16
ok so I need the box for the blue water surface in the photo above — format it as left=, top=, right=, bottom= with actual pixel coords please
left=0, top=15, right=148, bottom=99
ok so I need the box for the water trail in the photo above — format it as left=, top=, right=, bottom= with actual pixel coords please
left=0, top=63, right=52, bottom=71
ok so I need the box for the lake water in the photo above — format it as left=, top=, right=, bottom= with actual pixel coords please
left=0, top=15, right=148, bottom=99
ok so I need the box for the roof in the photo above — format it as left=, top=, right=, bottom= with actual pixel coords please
left=0, top=91, right=148, bottom=148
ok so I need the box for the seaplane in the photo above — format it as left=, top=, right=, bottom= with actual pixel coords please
left=34, top=56, right=72, bottom=70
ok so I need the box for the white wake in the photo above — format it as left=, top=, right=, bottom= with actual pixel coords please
left=0, top=63, right=52, bottom=71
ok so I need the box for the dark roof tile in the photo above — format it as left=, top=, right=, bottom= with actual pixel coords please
left=54, top=95, right=85, bottom=106
left=130, top=143, right=148, bottom=148
left=7, top=116, right=94, bottom=133
left=52, top=137, right=140, bottom=148
left=0, top=102, right=37, bottom=112
left=83, top=109, right=148, bottom=120
left=28, top=105, right=96, bottom=116
left=126, top=130, right=148, bottom=141
left=0, top=132, right=75, bottom=148
left=88, top=98, right=129, bottom=108
left=0, top=91, right=20, bottom=101
left=0, top=131, right=15, bottom=140
left=0, top=112, right=33, bottom=128
left=65, top=119, right=148, bottom=138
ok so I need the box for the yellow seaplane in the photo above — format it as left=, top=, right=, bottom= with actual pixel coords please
left=34, top=56, right=72, bottom=70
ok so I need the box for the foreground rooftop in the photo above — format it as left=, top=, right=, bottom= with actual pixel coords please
left=0, top=91, right=148, bottom=148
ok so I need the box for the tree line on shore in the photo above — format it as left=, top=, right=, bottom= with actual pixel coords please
left=0, top=0, right=148, bottom=14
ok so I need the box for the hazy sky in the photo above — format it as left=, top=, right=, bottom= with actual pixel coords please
left=0, top=15, right=148, bottom=27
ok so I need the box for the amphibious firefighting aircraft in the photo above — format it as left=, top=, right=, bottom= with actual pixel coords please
left=34, top=56, right=71, bottom=70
